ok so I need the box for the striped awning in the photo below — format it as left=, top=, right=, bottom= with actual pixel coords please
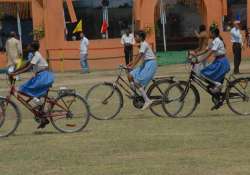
left=0, top=2, right=31, bottom=19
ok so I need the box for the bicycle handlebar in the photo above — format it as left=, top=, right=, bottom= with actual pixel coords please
left=186, top=51, right=199, bottom=65
left=119, top=64, right=132, bottom=71
left=6, top=73, right=16, bottom=85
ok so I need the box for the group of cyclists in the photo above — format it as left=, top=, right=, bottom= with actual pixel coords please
left=7, top=22, right=231, bottom=129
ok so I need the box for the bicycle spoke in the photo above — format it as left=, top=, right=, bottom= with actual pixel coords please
left=50, top=94, right=90, bottom=133
left=86, top=83, right=123, bottom=120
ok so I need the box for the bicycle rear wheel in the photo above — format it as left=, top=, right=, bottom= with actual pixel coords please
left=50, top=93, right=90, bottom=133
left=163, top=81, right=199, bottom=118
left=0, top=97, right=21, bottom=137
left=226, top=77, right=250, bottom=115
left=86, top=82, right=123, bottom=120
left=147, top=80, right=174, bottom=117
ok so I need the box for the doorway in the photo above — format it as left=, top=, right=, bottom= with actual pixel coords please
left=155, top=0, right=206, bottom=51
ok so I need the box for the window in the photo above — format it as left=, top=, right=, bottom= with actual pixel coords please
left=63, top=0, right=133, bottom=41
left=223, top=0, right=247, bottom=31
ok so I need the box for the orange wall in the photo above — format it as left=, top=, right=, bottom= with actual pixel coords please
left=248, top=0, right=250, bottom=28
left=0, top=0, right=249, bottom=72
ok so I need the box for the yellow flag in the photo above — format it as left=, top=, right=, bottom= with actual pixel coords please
left=73, top=20, right=83, bottom=34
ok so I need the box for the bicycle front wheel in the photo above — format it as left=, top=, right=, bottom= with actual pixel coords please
left=86, top=82, right=123, bottom=120
left=226, top=77, right=250, bottom=115
left=50, top=93, right=90, bottom=133
left=163, top=81, right=199, bottom=118
left=0, top=97, right=21, bottom=138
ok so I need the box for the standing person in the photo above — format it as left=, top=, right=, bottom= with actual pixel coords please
left=127, top=30, right=158, bottom=110
left=5, top=31, right=22, bottom=80
left=193, top=24, right=209, bottom=74
left=121, top=29, right=135, bottom=65
left=231, top=21, right=243, bottom=74
left=79, top=32, right=90, bottom=74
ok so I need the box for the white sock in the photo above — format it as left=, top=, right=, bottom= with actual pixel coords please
left=139, top=87, right=151, bottom=102
left=130, top=82, right=136, bottom=91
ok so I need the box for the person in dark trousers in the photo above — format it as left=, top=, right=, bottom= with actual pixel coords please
left=230, top=21, right=243, bottom=74
left=121, top=29, right=135, bottom=65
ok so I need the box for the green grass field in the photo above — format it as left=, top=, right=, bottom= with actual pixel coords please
left=0, top=60, right=250, bottom=175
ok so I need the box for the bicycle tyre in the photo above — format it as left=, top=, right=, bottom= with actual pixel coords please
left=86, top=82, right=123, bottom=120
left=226, top=77, right=250, bottom=116
left=163, top=81, right=200, bottom=118
left=50, top=93, right=90, bottom=133
left=147, top=79, right=174, bottom=117
left=0, top=97, right=21, bottom=138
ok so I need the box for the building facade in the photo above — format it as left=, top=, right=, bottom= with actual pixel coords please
left=0, top=0, right=249, bottom=71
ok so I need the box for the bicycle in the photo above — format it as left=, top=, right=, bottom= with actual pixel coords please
left=0, top=74, right=90, bottom=137
left=162, top=52, right=250, bottom=118
left=86, top=65, right=180, bottom=120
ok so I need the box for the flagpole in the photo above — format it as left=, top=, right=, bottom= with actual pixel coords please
left=16, top=4, right=23, bottom=55
left=160, top=0, right=167, bottom=52
left=104, top=6, right=109, bottom=39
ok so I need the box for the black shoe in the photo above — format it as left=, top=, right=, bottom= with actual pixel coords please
left=37, top=118, right=50, bottom=129
left=211, top=101, right=223, bottom=111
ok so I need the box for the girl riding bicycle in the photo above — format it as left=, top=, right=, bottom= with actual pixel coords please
left=10, top=41, right=55, bottom=128
left=191, top=25, right=230, bottom=93
left=127, top=30, right=158, bottom=110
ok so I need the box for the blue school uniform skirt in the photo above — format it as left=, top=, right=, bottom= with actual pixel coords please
left=201, top=56, right=230, bottom=83
left=19, top=70, right=55, bottom=97
left=130, top=59, right=157, bottom=87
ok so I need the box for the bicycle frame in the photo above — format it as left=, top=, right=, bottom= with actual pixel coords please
left=112, top=66, right=140, bottom=98
left=5, top=78, right=70, bottom=119
left=179, top=62, right=237, bottom=103
left=112, top=66, right=169, bottom=100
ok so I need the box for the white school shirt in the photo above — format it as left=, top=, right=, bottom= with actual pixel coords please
left=230, top=27, right=243, bottom=44
left=139, top=41, right=156, bottom=60
left=80, top=37, right=89, bottom=54
left=121, top=34, right=135, bottom=45
left=209, top=37, right=226, bottom=57
left=30, top=51, right=48, bottom=73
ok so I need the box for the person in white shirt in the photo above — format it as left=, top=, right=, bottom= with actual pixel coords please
left=10, top=41, right=54, bottom=129
left=121, top=29, right=135, bottom=65
left=127, top=30, right=157, bottom=110
left=79, top=32, right=90, bottom=73
left=5, top=31, right=22, bottom=80
left=191, top=26, right=230, bottom=110
left=230, top=20, right=243, bottom=74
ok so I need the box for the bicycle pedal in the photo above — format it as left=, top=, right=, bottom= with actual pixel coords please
left=211, top=102, right=223, bottom=111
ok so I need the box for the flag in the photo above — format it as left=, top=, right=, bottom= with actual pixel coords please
left=101, top=20, right=108, bottom=33
left=73, top=20, right=83, bottom=34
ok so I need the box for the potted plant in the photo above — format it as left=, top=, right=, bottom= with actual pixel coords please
left=31, top=26, right=45, bottom=40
